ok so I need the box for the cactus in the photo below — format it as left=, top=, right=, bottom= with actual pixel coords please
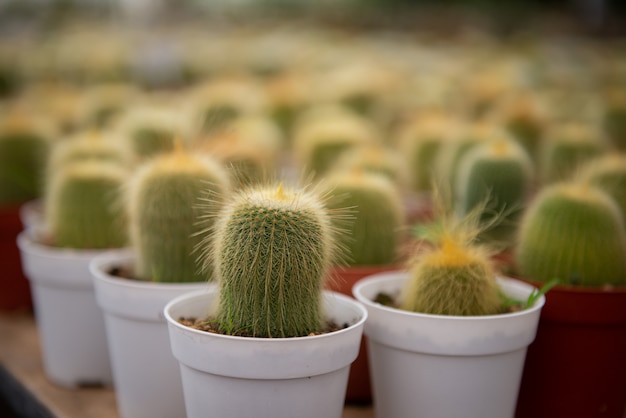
left=454, top=137, right=534, bottom=243
left=397, top=112, right=458, bottom=192
left=578, top=153, right=626, bottom=225
left=196, top=114, right=284, bottom=187
left=515, top=182, right=626, bottom=286
left=497, top=93, right=546, bottom=159
left=539, top=122, right=607, bottom=184
left=401, top=193, right=502, bottom=316
left=436, top=121, right=505, bottom=192
left=0, top=114, right=50, bottom=204
left=321, top=170, right=404, bottom=266
left=204, top=183, right=342, bottom=337
left=45, top=161, right=128, bottom=249
left=47, top=130, right=131, bottom=174
left=330, top=143, right=407, bottom=187
left=116, top=107, right=190, bottom=160
left=189, top=78, right=264, bottom=135
left=293, top=105, right=376, bottom=179
left=127, top=144, right=230, bottom=283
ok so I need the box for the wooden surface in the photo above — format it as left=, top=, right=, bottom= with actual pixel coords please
left=0, top=311, right=375, bottom=418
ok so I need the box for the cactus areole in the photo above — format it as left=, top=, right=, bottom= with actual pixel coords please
left=209, top=184, right=338, bottom=338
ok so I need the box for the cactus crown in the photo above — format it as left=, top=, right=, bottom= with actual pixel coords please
left=203, top=182, right=344, bottom=337
left=401, top=189, right=503, bottom=316
left=321, top=169, right=404, bottom=266
left=515, top=181, right=626, bottom=286
left=48, top=130, right=130, bottom=171
left=127, top=141, right=230, bottom=282
left=577, top=153, right=626, bottom=225
left=45, top=161, right=128, bottom=249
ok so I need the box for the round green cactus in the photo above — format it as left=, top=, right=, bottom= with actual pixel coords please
left=497, top=93, right=546, bottom=160
left=45, top=161, right=128, bottom=249
left=539, top=123, right=607, bottom=184
left=515, top=182, right=626, bottom=286
left=47, top=130, right=131, bottom=174
left=206, top=183, right=341, bottom=337
left=578, top=154, right=626, bottom=226
left=293, top=106, right=375, bottom=179
left=398, top=113, right=457, bottom=192
left=454, top=137, right=534, bottom=243
left=436, top=121, right=505, bottom=192
left=0, top=128, right=50, bottom=205
left=331, top=143, right=407, bottom=188
left=128, top=146, right=231, bottom=283
left=116, top=107, right=190, bottom=160
left=401, top=201, right=502, bottom=316
left=321, top=170, right=404, bottom=266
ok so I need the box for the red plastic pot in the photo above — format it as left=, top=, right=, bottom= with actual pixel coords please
left=0, top=203, right=32, bottom=311
left=328, top=264, right=402, bottom=405
left=515, top=281, right=626, bottom=418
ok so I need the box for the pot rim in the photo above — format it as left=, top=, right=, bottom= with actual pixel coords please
left=164, top=288, right=368, bottom=343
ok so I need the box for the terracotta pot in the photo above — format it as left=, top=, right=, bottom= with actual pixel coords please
left=328, top=264, right=400, bottom=405
left=515, top=280, right=626, bottom=418
left=0, top=203, right=32, bottom=312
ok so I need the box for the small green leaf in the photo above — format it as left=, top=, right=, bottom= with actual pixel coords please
left=525, top=278, right=559, bottom=309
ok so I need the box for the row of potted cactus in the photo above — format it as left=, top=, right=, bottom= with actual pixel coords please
left=8, top=110, right=626, bottom=418
left=1, top=20, right=625, bottom=418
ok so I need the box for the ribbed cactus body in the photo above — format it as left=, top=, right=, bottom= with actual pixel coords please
left=401, top=238, right=501, bottom=316
left=579, top=154, right=626, bottom=224
left=540, top=124, right=606, bottom=184
left=322, top=171, right=404, bottom=266
left=210, top=184, right=337, bottom=337
left=398, top=114, right=457, bottom=192
left=455, top=139, right=533, bottom=242
left=515, top=183, right=626, bottom=286
left=294, top=107, right=375, bottom=179
left=0, top=131, right=49, bottom=204
left=46, top=162, right=128, bottom=249
left=129, top=150, right=230, bottom=282
left=437, top=122, right=503, bottom=191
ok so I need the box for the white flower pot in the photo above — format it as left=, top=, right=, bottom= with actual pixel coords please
left=90, top=249, right=211, bottom=418
left=16, top=229, right=115, bottom=387
left=352, top=271, right=545, bottom=418
left=164, top=288, right=367, bottom=418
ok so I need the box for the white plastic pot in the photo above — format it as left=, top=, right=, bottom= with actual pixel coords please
left=164, top=288, right=367, bottom=418
left=352, top=271, right=545, bottom=418
left=16, top=229, right=114, bottom=387
left=90, top=249, right=211, bottom=418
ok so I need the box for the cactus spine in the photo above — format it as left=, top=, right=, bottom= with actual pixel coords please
left=128, top=144, right=230, bottom=283
left=515, top=182, right=626, bottom=286
left=401, top=198, right=502, bottom=316
left=321, top=170, right=404, bottom=266
left=206, top=183, right=341, bottom=337
left=45, top=161, right=128, bottom=249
